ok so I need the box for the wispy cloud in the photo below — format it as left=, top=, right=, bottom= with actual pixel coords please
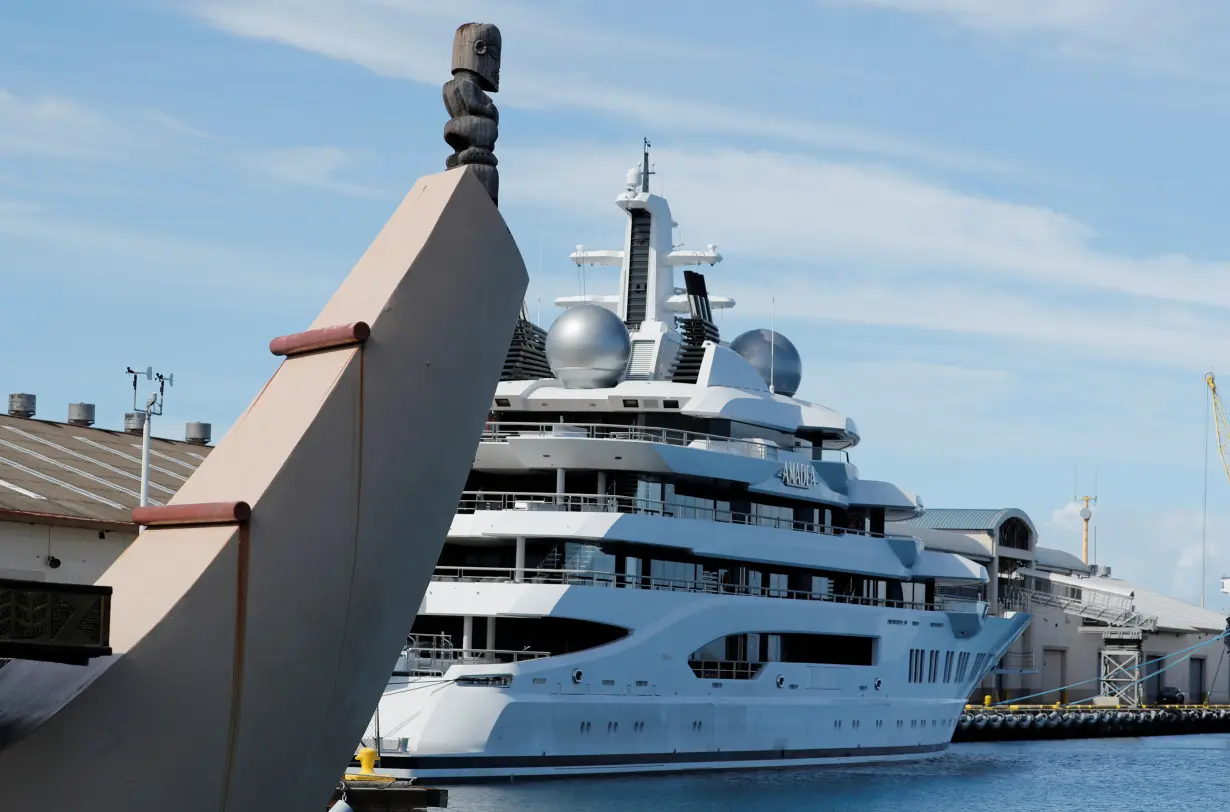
left=501, top=143, right=1230, bottom=346
left=0, top=89, right=131, bottom=160
left=0, top=197, right=337, bottom=306
left=240, top=146, right=389, bottom=198
left=1041, top=501, right=1230, bottom=606
left=838, top=0, right=1230, bottom=77
left=0, top=88, right=218, bottom=162
left=174, top=0, right=1018, bottom=177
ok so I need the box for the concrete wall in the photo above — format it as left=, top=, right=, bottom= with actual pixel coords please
left=0, top=520, right=133, bottom=585
left=981, top=603, right=1230, bottom=705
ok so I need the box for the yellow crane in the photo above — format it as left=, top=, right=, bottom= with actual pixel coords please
left=1204, top=374, right=1230, bottom=605
left=1208, top=374, right=1230, bottom=485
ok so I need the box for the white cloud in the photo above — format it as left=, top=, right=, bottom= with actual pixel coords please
left=240, top=146, right=389, bottom=198
left=0, top=89, right=131, bottom=160
left=1037, top=501, right=1230, bottom=607
left=174, top=0, right=1017, bottom=177
left=841, top=0, right=1229, bottom=76
left=0, top=197, right=337, bottom=307
left=0, top=88, right=218, bottom=163
left=499, top=143, right=1230, bottom=368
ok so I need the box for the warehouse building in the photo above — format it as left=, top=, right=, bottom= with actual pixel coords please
left=0, top=394, right=215, bottom=583
left=892, top=508, right=1230, bottom=706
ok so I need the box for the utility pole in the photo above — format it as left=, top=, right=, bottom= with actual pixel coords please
left=1079, top=495, right=1095, bottom=565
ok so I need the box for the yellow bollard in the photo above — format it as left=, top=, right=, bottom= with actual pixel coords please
left=983, top=695, right=991, bottom=707
left=356, top=748, right=377, bottom=776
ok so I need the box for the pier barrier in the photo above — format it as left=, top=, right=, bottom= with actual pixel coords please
left=954, top=705, right=1230, bottom=741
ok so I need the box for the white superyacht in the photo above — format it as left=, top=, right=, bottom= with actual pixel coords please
left=361, top=148, right=1030, bottom=780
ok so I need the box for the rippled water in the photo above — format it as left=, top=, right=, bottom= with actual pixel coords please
left=445, top=736, right=1230, bottom=811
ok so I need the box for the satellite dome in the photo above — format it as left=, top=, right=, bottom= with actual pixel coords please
left=730, top=329, right=802, bottom=396
left=545, top=305, right=631, bottom=389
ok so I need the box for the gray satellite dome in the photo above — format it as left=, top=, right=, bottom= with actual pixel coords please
left=545, top=304, right=631, bottom=389
left=730, top=329, right=803, bottom=396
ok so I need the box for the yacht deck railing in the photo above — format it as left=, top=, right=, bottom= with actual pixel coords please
left=432, top=565, right=988, bottom=615
left=482, top=421, right=791, bottom=461
left=392, top=633, right=551, bottom=677
left=457, top=490, right=900, bottom=541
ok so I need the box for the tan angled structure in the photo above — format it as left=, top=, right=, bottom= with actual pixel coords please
left=0, top=165, right=528, bottom=810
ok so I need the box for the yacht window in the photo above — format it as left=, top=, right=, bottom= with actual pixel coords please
left=689, top=632, right=874, bottom=674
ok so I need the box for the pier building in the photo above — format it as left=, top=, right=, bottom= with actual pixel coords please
left=894, top=508, right=1230, bottom=707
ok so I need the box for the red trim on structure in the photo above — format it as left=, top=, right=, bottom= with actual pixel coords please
left=269, top=322, right=370, bottom=357
left=133, top=501, right=251, bottom=527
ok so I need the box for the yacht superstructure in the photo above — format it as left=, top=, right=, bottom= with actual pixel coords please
left=362, top=146, right=1030, bottom=780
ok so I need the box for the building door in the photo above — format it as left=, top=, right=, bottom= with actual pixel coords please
left=1042, top=649, right=1066, bottom=704
left=1190, top=658, right=1206, bottom=704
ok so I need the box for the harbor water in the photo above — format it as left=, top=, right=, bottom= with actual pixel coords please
left=443, top=736, right=1230, bottom=811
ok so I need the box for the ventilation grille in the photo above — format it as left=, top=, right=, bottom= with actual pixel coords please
left=624, top=210, right=651, bottom=329
left=625, top=340, right=656, bottom=380
left=500, top=318, right=553, bottom=381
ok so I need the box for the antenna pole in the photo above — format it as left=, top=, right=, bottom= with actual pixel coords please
left=1079, top=495, right=1095, bottom=565
left=1204, top=379, right=1211, bottom=607
left=139, top=412, right=153, bottom=509
left=770, top=295, right=776, bottom=395
left=641, top=138, right=654, bottom=194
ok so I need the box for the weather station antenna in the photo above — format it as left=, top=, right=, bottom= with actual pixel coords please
left=126, top=366, right=174, bottom=527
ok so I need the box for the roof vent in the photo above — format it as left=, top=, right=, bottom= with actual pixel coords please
left=185, top=421, right=212, bottom=445
left=8, top=393, right=35, bottom=418
left=124, top=411, right=147, bottom=435
left=67, top=402, right=96, bottom=427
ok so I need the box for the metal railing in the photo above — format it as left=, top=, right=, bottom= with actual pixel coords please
left=1003, top=585, right=1157, bottom=631
left=482, top=421, right=791, bottom=461
left=432, top=566, right=988, bottom=616
left=688, top=659, right=767, bottom=680
left=457, top=491, right=901, bottom=541
left=392, top=634, right=550, bottom=677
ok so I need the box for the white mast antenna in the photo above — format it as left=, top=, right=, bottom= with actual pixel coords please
left=770, top=294, right=776, bottom=395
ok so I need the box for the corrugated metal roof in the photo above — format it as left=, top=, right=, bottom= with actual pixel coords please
left=897, top=508, right=1035, bottom=534
left=0, top=413, right=211, bottom=527
left=1123, top=582, right=1227, bottom=634
left=1028, top=546, right=1226, bottom=633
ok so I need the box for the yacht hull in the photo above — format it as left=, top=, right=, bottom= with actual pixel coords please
left=364, top=586, right=1028, bottom=781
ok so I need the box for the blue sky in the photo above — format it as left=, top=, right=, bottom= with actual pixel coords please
left=5, top=0, right=1230, bottom=606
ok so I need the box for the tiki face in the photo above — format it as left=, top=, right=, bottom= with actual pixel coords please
left=451, top=22, right=502, bottom=92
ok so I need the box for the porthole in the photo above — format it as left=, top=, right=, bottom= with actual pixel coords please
left=572, top=669, right=584, bottom=684
left=776, top=675, right=785, bottom=689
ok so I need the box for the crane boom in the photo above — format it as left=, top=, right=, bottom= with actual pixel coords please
left=1207, top=374, right=1230, bottom=486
